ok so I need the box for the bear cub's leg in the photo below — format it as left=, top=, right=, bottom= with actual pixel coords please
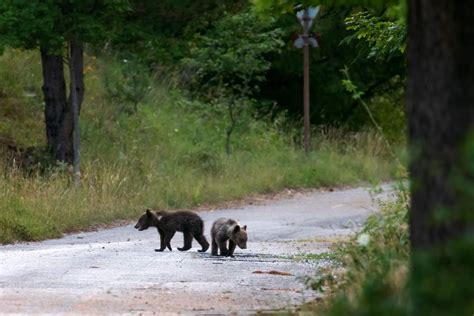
left=194, top=233, right=210, bottom=252
left=155, top=229, right=167, bottom=252
left=154, top=231, right=175, bottom=252
left=228, top=240, right=237, bottom=257
left=211, top=239, right=218, bottom=256
left=217, top=239, right=229, bottom=256
left=178, top=230, right=193, bottom=251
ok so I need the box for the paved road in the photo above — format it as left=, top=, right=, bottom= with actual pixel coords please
left=0, top=185, right=392, bottom=314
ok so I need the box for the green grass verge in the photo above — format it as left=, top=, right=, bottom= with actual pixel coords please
left=0, top=49, right=403, bottom=243
left=301, top=183, right=410, bottom=315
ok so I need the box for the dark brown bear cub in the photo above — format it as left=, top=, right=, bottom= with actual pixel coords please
left=211, top=218, right=247, bottom=257
left=135, top=209, right=209, bottom=252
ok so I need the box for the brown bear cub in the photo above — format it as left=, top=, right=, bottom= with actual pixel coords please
left=135, top=209, right=209, bottom=252
left=211, top=218, right=248, bottom=257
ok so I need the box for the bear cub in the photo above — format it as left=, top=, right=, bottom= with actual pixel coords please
left=135, top=209, right=209, bottom=252
left=211, top=218, right=248, bottom=257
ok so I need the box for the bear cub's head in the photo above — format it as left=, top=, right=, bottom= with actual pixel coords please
left=230, top=224, right=248, bottom=249
left=134, top=209, right=154, bottom=231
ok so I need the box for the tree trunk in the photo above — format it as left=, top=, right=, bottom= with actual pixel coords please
left=68, top=41, right=84, bottom=113
left=407, top=0, right=474, bottom=249
left=40, top=43, right=84, bottom=166
left=407, top=1, right=474, bottom=314
left=68, top=39, right=83, bottom=183
left=225, top=101, right=236, bottom=156
left=40, top=49, right=68, bottom=161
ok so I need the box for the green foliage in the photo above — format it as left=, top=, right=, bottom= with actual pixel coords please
left=0, top=1, right=62, bottom=51
left=103, top=56, right=152, bottom=114
left=0, top=0, right=128, bottom=52
left=342, top=11, right=406, bottom=61
left=110, top=0, right=247, bottom=64
left=183, top=9, right=284, bottom=99
left=408, top=135, right=474, bottom=316
left=410, top=239, right=474, bottom=316
left=305, top=171, right=473, bottom=315
left=341, top=66, right=405, bottom=157
left=182, top=9, right=284, bottom=153
left=305, top=184, right=410, bottom=315
left=0, top=49, right=44, bottom=147
left=249, top=6, right=406, bottom=136
left=253, top=0, right=396, bottom=14
left=337, top=9, right=406, bottom=143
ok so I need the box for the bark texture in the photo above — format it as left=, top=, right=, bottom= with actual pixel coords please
left=40, top=44, right=84, bottom=165
left=68, top=40, right=83, bottom=181
left=41, top=50, right=68, bottom=161
left=407, top=0, right=474, bottom=249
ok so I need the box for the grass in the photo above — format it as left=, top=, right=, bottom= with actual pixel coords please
left=0, top=49, right=404, bottom=244
left=301, top=183, right=410, bottom=315
left=286, top=252, right=340, bottom=262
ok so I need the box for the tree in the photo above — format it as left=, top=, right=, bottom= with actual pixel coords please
left=342, top=10, right=406, bottom=62
left=407, top=1, right=474, bottom=314
left=0, top=0, right=127, bottom=170
left=182, top=9, right=284, bottom=154
left=252, top=1, right=406, bottom=138
left=110, top=0, right=247, bottom=64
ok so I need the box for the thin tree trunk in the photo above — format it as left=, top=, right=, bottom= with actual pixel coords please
left=58, top=40, right=85, bottom=166
left=303, top=35, right=310, bottom=154
left=68, top=39, right=83, bottom=182
left=69, top=41, right=84, bottom=113
left=225, top=101, right=236, bottom=155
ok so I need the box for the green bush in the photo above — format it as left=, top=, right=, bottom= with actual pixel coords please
left=306, top=183, right=410, bottom=315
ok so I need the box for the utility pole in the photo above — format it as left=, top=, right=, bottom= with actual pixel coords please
left=294, top=6, right=320, bottom=153
left=303, top=17, right=310, bottom=154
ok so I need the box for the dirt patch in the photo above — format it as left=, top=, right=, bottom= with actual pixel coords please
left=0, top=134, right=51, bottom=172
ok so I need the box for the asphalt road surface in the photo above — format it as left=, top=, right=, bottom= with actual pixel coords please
left=0, top=185, right=392, bottom=314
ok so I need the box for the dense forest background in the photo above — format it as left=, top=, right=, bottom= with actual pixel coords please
left=111, top=0, right=406, bottom=139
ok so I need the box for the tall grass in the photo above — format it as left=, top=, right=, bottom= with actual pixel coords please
left=0, top=49, right=402, bottom=243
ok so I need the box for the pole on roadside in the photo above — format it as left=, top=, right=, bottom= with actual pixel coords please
left=294, top=6, right=320, bottom=154
left=303, top=12, right=310, bottom=153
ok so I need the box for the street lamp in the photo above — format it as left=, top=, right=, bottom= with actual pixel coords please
left=294, top=6, right=320, bottom=154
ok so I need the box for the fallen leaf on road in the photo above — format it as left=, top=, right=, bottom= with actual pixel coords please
left=252, top=270, right=293, bottom=276
left=261, top=287, right=299, bottom=292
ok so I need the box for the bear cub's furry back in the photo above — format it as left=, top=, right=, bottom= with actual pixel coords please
left=135, top=209, right=209, bottom=252
left=211, top=218, right=247, bottom=257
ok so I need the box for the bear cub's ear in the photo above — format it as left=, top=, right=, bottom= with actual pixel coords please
left=233, top=225, right=241, bottom=233
left=146, top=209, right=152, bottom=216
left=242, top=225, right=247, bottom=231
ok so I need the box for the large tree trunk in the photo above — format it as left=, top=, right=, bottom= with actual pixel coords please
left=407, top=0, right=474, bottom=249
left=40, top=43, right=84, bottom=166
left=407, top=1, right=474, bottom=313
left=40, top=49, right=68, bottom=161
